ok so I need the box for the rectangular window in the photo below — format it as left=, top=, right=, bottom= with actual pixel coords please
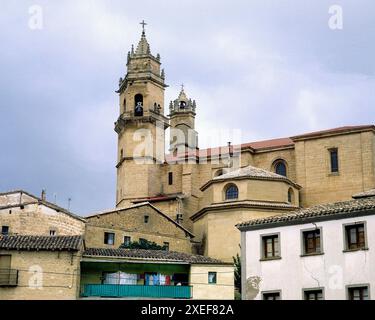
left=144, top=215, right=149, bottom=223
left=123, top=236, right=131, bottom=246
left=304, top=289, right=324, bottom=300
left=168, top=172, right=173, bottom=185
left=208, top=272, right=217, bottom=284
left=302, top=229, right=321, bottom=255
left=104, top=232, right=115, bottom=245
left=345, top=223, right=366, bottom=250
left=49, top=230, right=56, bottom=236
left=163, top=242, right=169, bottom=251
left=262, top=234, right=280, bottom=259
left=329, top=148, right=339, bottom=173
left=262, top=291, right=281, bottom=300
left=1, top=226, right=9, bottom=236
left=348, top=286, right=369, bottom=300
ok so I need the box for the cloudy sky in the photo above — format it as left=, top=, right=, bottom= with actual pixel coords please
left=1, top=0, right=374, bottom=215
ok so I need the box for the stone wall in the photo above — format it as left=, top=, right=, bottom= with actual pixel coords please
left=190, top=264, right=234, bottom=300
left=85, top=204, right=192, bottom=252
left=295, top=131, right=375, bottom=207
left=0, top=250, right=81, bottom=300
left=0, top=203, right=85, bottom=236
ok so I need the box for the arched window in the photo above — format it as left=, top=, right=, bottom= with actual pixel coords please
left=274, top=160, right=287, bottom=177
left=225, top=184, right=238, bottom=200
left=288, top=188, right=294, bottom=204
left=123, top=98, right=126, bottom=110
left=134, top=94, right=143, bottom=116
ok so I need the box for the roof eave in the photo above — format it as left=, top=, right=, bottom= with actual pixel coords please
left=237, top=207, right=375, bottom=232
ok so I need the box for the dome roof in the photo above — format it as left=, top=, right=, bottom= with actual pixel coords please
left=200, top=165, right=301, bottom=191
left=213, top=165, right=285, bottom=181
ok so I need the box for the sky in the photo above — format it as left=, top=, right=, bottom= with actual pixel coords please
left=1, top=0, right=374, bottom=215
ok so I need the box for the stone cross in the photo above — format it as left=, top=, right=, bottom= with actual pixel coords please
left=140, top=20, right=147, bottom=33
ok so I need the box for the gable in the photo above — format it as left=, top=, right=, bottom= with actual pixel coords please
left=86, top=204, right=194, bottom=239
left=0, top=202, right=85, bottom=236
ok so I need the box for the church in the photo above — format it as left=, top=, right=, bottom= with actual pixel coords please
left=108, top=23, right=375, bottom=262
left=1, top=22, right=374, bottom=300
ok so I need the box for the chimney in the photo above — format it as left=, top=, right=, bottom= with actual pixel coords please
left=41, top=189, right=46, bottom=201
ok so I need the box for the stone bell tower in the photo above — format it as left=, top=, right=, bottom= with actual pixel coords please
left=169, top=86, right=198, bottom=154
left=115, top=21, right=169, bottom=207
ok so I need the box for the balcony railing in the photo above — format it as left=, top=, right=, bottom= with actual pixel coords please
left=82, top=284, right=192, bottom=299
left=0, top=269, right=19, bottom=287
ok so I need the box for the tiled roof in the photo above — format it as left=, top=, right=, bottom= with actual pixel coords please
left=164, top=125, right=374, bottom=161
left=131, top=194, right=184, bottom=204
left=191, top=200, right=298, bottom=221
left=237, top=196, right=375, bottom=231
left=83, top=248, right=229, bottom=265
left=0, top=235, right=83, bottom=251
left=241, top=137, right=294, bottom=151
left=213, top=166, right=286, bottom=180
left=352, top=189, right=375, bottom=199
left=290, top=125, right=374, bottom=141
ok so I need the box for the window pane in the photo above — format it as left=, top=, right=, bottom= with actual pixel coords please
left=263, top=292, right=280, bottom=300
left=362, top=288, right=369, bottom=300
left=275, top=162, right=287, bottom=176
left=105, top=232, right=115, bottom=245
left=208, top=272, right=217, bottom=284
left=358, top=228, right=365, bottom=247
left=266, top=239, right=273, bottom=257
left=226, top=185, right=238, bottom=200
left=330, top=149, right=338, bottom=172
left=349, top=287, right=368, bottom=300
left=274, top=237, right=279, bottom=256
left=1, top=226, right=9, bottom=236
left=304, top=230, right=320, bottom=254
left=305, top=290, right=323, bottom=300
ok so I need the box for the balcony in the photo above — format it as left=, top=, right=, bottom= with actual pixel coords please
left=81, top=284, right=192, bottom=299
left=0, top=269, right=18, bottom=286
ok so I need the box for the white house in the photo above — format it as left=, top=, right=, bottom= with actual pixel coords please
left=237, top=189, right=375, bottom=300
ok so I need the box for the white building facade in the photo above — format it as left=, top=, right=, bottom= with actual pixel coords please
left=238, top=190, right=375, bottom=300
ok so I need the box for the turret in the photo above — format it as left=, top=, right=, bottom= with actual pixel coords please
left=169, top=85, right=198, bottom=154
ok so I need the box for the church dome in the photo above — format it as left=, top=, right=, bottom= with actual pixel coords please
left=213, top=165, right=289, bottom=181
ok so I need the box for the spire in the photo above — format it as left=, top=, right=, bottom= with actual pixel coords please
left=178, top=84, right=188, bottom=101
left=135, top=20, right=151, bottom=55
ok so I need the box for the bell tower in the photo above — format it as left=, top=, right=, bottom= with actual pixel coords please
left=169, top=86, right=198, bottom=154
left=115, top=21, right=169, bottom=207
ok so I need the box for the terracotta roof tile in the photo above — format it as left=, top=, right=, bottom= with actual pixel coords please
left=0, top=235, right=83, bottom=251
left=291, top=125, right=374, bottom=140
left=352, top=189, right=375, bottom=199
left=83, top=248, right=228, bottom=265
left=237, top=196, right=375, bottom=230
left=165, top=125, right=374, bottom=161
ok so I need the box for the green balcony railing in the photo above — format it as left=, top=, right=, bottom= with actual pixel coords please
left=82, top=284, right=192, bottom=299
